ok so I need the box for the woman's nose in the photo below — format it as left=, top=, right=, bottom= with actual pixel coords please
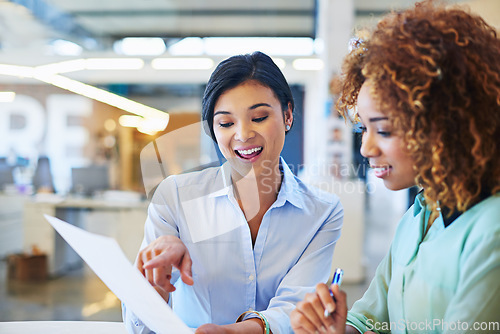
left=234, top=123, right=255, bottom=142
left=360, top=133, right=380, bottom=158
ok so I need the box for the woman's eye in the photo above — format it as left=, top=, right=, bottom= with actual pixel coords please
left=253, top=116, right=268, bottom=123
left=218, top=122, right=233, bottom=128
left=378, top=131, right=391, bottom=137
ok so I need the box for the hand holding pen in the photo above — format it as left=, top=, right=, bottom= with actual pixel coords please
left=290, top=268, right=348, bottom=334
left=325, top=268, right=344, bottom=317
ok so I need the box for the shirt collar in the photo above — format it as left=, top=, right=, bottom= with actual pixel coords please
left=412, top=189, right=463, bottom=228
left=413, top=190, right=426, bottom=217
left=207, top=161, right=232, bottom=198
left=208, top=157, right=304, bottom=209
left=275, top=157, right=305, bottom=209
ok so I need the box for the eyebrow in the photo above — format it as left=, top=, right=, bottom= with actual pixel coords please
left=368, top=117, right=389, bottom=122
left=213, top=103, right=272, bottom=117
left=249, top=103, right=272, bottom=110
left=213, top=111, right=230, bottom=117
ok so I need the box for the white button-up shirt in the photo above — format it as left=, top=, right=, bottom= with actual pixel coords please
left=123, top=158, right=343, bottom=333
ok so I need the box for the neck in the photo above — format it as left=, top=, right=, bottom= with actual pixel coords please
left=231, top=159, right=282, bottom=195
left=231, top=160, right=283, bottom=219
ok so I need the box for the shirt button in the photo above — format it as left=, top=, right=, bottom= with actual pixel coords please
left=248, top=275, right=254, bottom=281
left=248, top=307, right=254, bottom=311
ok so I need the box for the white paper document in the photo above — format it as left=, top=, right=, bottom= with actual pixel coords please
left=44, top=214, right=192, bottom=334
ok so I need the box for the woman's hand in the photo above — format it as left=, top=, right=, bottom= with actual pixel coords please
left=195, top=323, right=228, bottom=334
left=291, top=283, right=347, bottom=334
left=136, top=235, right=194, bottom=301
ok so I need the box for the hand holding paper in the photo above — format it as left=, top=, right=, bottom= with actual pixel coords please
left=44, top=214, right=193, bottom=334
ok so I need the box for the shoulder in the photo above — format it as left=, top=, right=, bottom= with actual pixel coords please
left=286, top=176, right=344, bottom=221
left=294, top=176, right=341, bottom=204
left=457, top=195, right=500, bottom=269
left=466, top=194, right=500, bottom=223
left=461, top=194, right=500, bottom=240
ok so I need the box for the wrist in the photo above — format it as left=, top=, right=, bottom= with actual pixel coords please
left=235, top=311, right=270, bottom=334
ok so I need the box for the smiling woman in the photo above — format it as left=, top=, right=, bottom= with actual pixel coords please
left=212, top=81, right=290, bottom=182
left=356, top=81, right=417, bottom=191
left=122, top=51, right=344, bottom=334
left=290, top=1, right=500, bottom=333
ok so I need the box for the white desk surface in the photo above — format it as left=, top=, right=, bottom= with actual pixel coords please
left=0, top=321, right=128, bottom=334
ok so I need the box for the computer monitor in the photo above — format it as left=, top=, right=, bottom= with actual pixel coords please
left=32, top=156, right=54, bottom=192
left=71, top=165, right=110, bottom=196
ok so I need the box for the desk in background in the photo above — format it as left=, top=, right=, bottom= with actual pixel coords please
left=0, top=194, right=25, bottom=259
left=23, top=196, right=148, bottom=275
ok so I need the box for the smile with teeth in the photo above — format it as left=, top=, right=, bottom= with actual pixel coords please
left=372, top=166, right=390, bottom=173
left=236, top=146, right=263, bottom=158
left=371, top=165, right=392, bottom=178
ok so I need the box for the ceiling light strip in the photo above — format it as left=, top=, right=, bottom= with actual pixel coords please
left=0, top=62, right=169, bottom=131
left=34, top=72, right=169, bottom=126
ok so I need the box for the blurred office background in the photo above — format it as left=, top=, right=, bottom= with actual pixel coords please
left=0, top=0, right=498, bottom=323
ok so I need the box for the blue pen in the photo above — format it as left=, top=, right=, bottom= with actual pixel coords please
left=325, top=268, right=343, bottom=317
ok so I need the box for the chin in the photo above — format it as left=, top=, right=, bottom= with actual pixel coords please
left=383, top=181, right=411, bottom=192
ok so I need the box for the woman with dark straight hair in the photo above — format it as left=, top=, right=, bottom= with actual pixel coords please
left=123, top=51, right=344, bottom=334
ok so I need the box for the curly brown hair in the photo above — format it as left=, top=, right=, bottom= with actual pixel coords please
left=337, top=0, right=500, bottom=214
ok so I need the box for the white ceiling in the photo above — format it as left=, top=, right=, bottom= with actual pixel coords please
left=0, top=0, right=497, bottom=83
left=1, top=0, right=475, bottom=57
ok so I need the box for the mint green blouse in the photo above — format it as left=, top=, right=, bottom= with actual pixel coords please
left=347, top=192, right=500, bottom=334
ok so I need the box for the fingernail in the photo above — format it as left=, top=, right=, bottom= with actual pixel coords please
left=330, top=325, right=337, bottom=333
left=327, top=303, right=335, bottom=313
left=321, top=326, right=328, bottom=333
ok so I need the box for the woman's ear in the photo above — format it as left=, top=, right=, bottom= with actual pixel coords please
left=284, top=103, right=293, bottom=128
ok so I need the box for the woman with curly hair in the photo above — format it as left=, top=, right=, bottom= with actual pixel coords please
left=290, top=1, right=500, bottom=333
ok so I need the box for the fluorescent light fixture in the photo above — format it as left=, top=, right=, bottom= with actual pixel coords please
left=34, top=72, right=168, bottom=124
left=0, top=64, right=34, bottom=78
left=292, top=58, right=324, bottom=71
left=114, top=37, right=166, bottom=56
left=151, top=58, right=214, bottom=70
left=36, top=59, right=87, bottom=74
left=168, top=37, right=204, bottom=56
left=167, top=37, right=316, bottom=56
left=119, top=114, right=165, bottom=136
left=204, top=37, right=315, bottom=56
left=119, top=115, right=142, bottom=128
left=0, top=91, right=16, bottom=102
left=50, top=39, right=83, bottom=56
left=137, top=118, right=166, bottom=135
left=34, top=58, right=144, bottom=75
left=85, top=58, right=144, bottom=70
left=0, top=62, right=169, bottom=131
